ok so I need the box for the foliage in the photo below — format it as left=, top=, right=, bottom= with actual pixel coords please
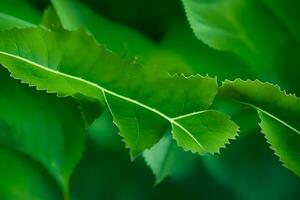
left=0, top=0, right=299, bottom=199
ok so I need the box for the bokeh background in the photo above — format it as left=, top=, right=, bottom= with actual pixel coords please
left=1, top=0, right=300, bottom=199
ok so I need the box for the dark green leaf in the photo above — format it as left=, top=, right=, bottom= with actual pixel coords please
left=0, top=13, right=36, bottom=30
left=261, top=0, right=300, bottom=41
left=0, top=148, right=62, bottom=200
left=0, top=68, right=85, bottom=192
left=182, top=0, right=300, bottom=93
left=51, top=0, right=155, bottom=57
left=219, top=79, right=300, bottom=177
left=0, top=0, right=41, bottom=24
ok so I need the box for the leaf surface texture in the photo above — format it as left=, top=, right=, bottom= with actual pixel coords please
left=0, top=28, right=238, bottom=157
left=220, top=79, right=300, bottom=177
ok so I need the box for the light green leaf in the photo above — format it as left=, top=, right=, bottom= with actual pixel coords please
left=219, top=79, right=300, bottom=177
left=172, top=110, right=238, bottom=154
left=259, top=111, right=300, bottom=177
left=0, top=27, right=238, bottom=158
left=0, top=148, right=62, bottom=200
left=51, top=0, right=155, bottom=56
left=0, top=68, right=85, bottom=193
left=144, top=134, right=178, bottom=184
left=143, top=133, right=198, bottom=184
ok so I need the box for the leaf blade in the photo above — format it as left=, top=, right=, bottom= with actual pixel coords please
left=259, top=111, right=300, bottom=177
left=0, top=27, right=237, bottom=156
left=219, top=79, right=300, bottom=177
left=51, top=0, right=155, bottom=56
left=0, top=148, right=62, bottom=200
left=0, top=68, right=85, bottom=191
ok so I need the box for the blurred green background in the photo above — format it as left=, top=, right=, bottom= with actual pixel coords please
left=0, top=0, right=300, bottom=199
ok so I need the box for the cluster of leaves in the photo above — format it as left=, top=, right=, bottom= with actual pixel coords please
left=0, top=0, right=299, bottom=199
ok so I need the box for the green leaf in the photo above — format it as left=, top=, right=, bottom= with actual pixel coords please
left=0, top=1, right=37, bottom=36
left=0, top=68, right=85, bottom=192
left=80, top=0, right=184, bottom=41
left=182, top=0, right=300, bottom=90
left=87, top=107, right=122, bottom=151
left=159, top=20, right=253, bottom=81
left=144, top=134, right=180, bottom=184
left=261, top=0, right=300, bottom=41
left=42, top=8, right=102, bottom=125
left=0, top=147, right=62, bottom=200
left=0, top=27, right=238, bottom=158
left=143, top=133, right=197, bottom=184
left=172, top=110, right=238, bottom=154
left=219, top=79, right=300, bottom=177
left=51, top=0, right=155, bottom=56
left=203, top=130, right=300, bottom=200
left=41, top=6, right=63, bottom=31
left=0, top=12, right=36, bottom=30
left=141, top=50, right=195, bottom=75
left=259, top=111, right=300, bottom=177
left=0, top=0, right=41, bottom=25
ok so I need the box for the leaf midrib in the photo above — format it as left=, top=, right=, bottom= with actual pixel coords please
left=241, top=101, right=300, bottom=135
left=0, top=51, right=206, bottom=150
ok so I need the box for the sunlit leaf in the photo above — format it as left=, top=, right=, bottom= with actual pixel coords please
left=0, top=27, right=238, bottom=158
